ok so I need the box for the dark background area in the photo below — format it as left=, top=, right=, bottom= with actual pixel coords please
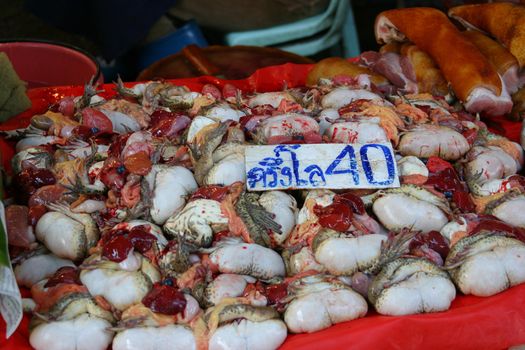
left=0, top=0, right=456, bottom=80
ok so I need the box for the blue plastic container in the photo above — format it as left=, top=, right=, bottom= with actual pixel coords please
left=136, top=20, right=208, bottom=71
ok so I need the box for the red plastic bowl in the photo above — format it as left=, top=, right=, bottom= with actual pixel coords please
left=0, top=41, right=102, bottom=88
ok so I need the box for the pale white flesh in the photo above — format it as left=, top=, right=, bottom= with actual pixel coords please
left=440, top=218, right=468, bottom=242
left=113, top=325, right=196, bottom=350
left=99, top=109, right=141, bottom=134
left=493, top=196, right=525, bottom=228
left=324, top=121, right=389, bottom=144
left=205, top=104, right=245, bottom=122
left=164, top=199, right=228, bottom=246
left=287, top=246, right=326, bottom=276
left=296, top=190, right=335, bottom=224
left=186, top=116, right=215, bottom=145
left=397, top=125, right=470, bottom=161
left=373, top=193, right=448, bottom=232
left=15, top=254, right=75, bottom=288
left=209, top=319, right=287, bottom=350
left=456, top=244, right=525, bottom=296
left=318, top=108, right=340, bottom=135
left=206, top=274, right=248, bottom=305
left=466, top=146, right=518, bottom=182
left=314, top=234, right=387, bottom=275
left=258, top=191, right=298, bottom=245
left=397, top=156, right=429, bottom=179
left=374, top=272, right=456, bottom=316
left=210, top=242, right=285, bottom=280
left=248, top=91, right=295, bottom=108
left=30, top=314, right=113, bottom=350
left=35, top=212, right=85, bottom=260
left=80, top=267, right=155, bottom=311
left=16, top=136, right=60, bottom=153
left=205, top=152, right=246, bottom=186
left=464, top=86, right=512, bottom=117
left=257, top=113, right=319, bottom=141
left=182, top=294, right=203, bottom=323
left=284, top=288, right=367, bottom=333
left=148, top=165, right=198, bottom=225
left=321, top=87, right=383, bottom=109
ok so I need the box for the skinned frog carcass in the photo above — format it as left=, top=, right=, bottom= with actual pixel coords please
left=270, top=274, right=368, bottom=333
left=202, top=274, right=264, bottom=307
left=29, top=267, right=115, bottom=350
left=144, top=165, right=198, bottom=225
left=283, top=190, right=384, bottom=276
left=208, top=237, right=286, bottom=282
left=205, top=300, right=288, bottom=350
left=164, top=198, right=228, bottom=247
left=370, top=185, right=451, bottom=233
left=14, top=247, right=75, bottom=288
left=253, top=113, right=322, bottom=145
left=367, top=230, right=456, bottom=316
left=79, top=221, right=165, bottom=310
left=442, top=218, right=525, bottom=296
left=397, top=125, right=470, bottom=161
left=112, top=283, right=201, bottom=350
left=191, top=122, right=246, bottom=186
left=35, top=202, right=99, bottom=261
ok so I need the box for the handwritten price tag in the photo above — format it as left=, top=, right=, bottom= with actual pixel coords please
left=245, top=143, right=399, bottom=191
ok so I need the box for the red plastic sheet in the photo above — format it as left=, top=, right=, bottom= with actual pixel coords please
left=1, top=62, right=525, bottom=349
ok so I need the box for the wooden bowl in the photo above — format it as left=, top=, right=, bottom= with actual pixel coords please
left=137, top=45, right=313, bottom=81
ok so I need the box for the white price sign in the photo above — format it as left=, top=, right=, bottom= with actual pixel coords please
left=245, top=143, right=399, bottom=191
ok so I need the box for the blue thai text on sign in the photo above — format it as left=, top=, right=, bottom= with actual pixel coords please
left=245, top=143, right=399, bottom=191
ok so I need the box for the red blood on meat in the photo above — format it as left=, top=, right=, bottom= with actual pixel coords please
left=5, top=205, right=33, bottom=248
left=251, top=105, right=276, bottom=116
left=277, top=99, right=302, bottom=114
left=81, top=108, right=113, bottom=134
left=338, top=99, right=370, bottom=115
left=12, top=168, right=56, bottom=203
left=409, top=231, right=450, bottom=260
left=150, top=110, right=183, bottom=126
left=265, top=283, right=288, bottom=305
left=414, top=104, right=432, bottom=115
left=426, top=156, right=453, bottom=174
left=99, top=158, right=127, bottom=189
left=44, top=266, right=81, bottom=288
left=190, top=185, right=229, bottom=202
left=28, top=184, right=66, bottom=207
left=142, top=284, right=187, bottom=315
left=303, top=132, right=323, bottom=144
left=212, top=230, right=232, bottom=243
left=452, top=191, right=476, bottom=213
left=151, top=114, right=191, bottom=138
left=58, top=97, right=76, bottom=117
left=108, top=134, right=131, bottom=158
left=471, top=216, right=518, bottom=237
left=28, top=204, right=47, bottom=226
left=102, top=234, right=134, bottom=262
left=313, top=202, right=353, bottom=232
left=151, top=117, right=176, bottom=137
left=222, top=84, right=238, bottom=99
left=425, top=158, right=474, bottom=212
left=462, top=128, right=478, bottom=145
left=202, top=84, right=222, bottom=99
left=128, top=226, right=157, bottom=253
left=335, top=192, right=366, bottom=215
left=71, top=125, right=96, bottom=140
left=331, top=75, right=357, bottom=86
left=509, top=174, right=525, bottom=187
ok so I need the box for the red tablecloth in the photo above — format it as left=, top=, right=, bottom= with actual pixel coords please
left=1, top=62, right=524, bottom=349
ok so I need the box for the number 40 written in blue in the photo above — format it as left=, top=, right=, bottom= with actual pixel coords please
left=325, top=144, right=396, bottom=186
